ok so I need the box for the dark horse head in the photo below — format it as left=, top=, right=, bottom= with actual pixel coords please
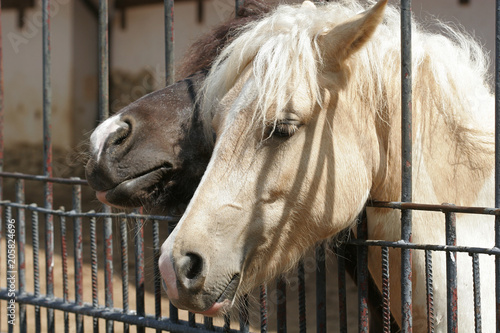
left=85, top=1, right=270, bottom=213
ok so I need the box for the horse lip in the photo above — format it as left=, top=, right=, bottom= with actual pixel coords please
left=101, top=165, right=173, bottom=207
left=216, top=273, right=241, bottom=304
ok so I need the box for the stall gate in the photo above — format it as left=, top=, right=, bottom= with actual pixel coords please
left=0, top=0, right=499, bottom=332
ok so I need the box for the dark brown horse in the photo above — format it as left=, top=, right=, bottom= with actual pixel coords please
left=85, top=2, right=269, bottom=214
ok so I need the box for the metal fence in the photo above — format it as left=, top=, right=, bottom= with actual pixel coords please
left=0, top=0, right=499, bottom=332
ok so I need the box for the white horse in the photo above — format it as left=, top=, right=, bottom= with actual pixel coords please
left=159, top=1, right=495, bottom=331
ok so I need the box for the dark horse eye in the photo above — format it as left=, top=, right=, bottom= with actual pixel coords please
left=272, top=120, right=301, bottom=138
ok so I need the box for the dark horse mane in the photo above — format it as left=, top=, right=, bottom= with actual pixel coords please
left=176, top=0, right=271, bottom=79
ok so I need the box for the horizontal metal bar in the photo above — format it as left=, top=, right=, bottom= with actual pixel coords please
left=369, top=200, right=500, bottom=216
left=0, top=291, right=242, bottom=333
left=0, top=201, right=178, bottom=221
left=347, top=239, right=500, bottom=255
left=0, top=172, right=88, bottom=185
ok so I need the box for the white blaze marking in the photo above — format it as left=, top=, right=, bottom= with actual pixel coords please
left=90, top=115, right=123, bottom=162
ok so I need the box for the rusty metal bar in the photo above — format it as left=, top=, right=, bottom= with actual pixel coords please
left=103, top=207, right=114, bottom=333
left=15, top=180, right=26, bottom=333
left=135, top=213, right=145, bottom=333
left=425, top=250, right=435, bottom=333
left=5, top=205, right=12, bottom=333
left=400, top=0, right=413, bottom=331
left=298, top=261, right=306, bottom=333
left=119, top=217, right=130, bottom=333
left=99, top=0, right=109, bottom=121
left=316, top=244, right=327, bottom=333
left=224, top=314, right=231, bottom=332
left=381, top=247, right=391, bottom=333
left=235, top=0, right=244, bottom=17
left=337, top=246, right=347, bottom=333
left=357, top=212, right=369, bottom=333
left=471, top=253, right=482, bottom=332
left=260, top=285, right=268, bottom=333
left=72, top=182, right=84, bottom=333
left=59, top=209, right=70, bottom=333
left=445, top=209, right=458, bottom=332
left=153, top=220, right=162, bottom=333
left=90, top=215, right=99, bottom=333
left=239, top=294, right=249, bottom=333
left=0, top=172, right=88, bottom=185
left=168, top=221, right=179, bottom=323
left=31, top=205, right=41, bottom=332
left=164, top=0, right=175, bottom=85
left=277, top=275, right=287, bottom=333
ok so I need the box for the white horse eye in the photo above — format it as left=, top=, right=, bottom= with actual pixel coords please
left=272, top=120, right=302, bottom=138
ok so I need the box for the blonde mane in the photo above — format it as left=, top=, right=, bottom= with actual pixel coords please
left=200, top=0, right=493, bottom=141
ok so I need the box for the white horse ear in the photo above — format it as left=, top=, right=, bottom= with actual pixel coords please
left=322, top=0, right=387, bottom=70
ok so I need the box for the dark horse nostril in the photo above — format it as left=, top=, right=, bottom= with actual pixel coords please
left=184, top=252, right=204, bottom=280
left=112, top=120, right=131, bottom=146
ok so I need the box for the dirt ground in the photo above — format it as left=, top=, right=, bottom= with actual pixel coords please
left=0, top=145, right=359, bottom=332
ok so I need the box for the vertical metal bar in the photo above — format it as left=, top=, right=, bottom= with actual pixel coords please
left=119, top=217, right=129, bottom=333
left=189, top=312, right=196, bottom=327
left=164, top=0, right=174, bottom=85
left=59, top=209, right=70, bottom=333
left=31, top=205, right=41, bottom=332
left=15, top=180, right=26, bottom=333
left=99, top=0, right=109, bottom=121
left=153, top=220, right=161, bottom=333
left=235, top=0, right=244, bottom=16
left=135, top=213, right=145, bottom=333
left=381, top=247, right=391, bottom=333
left=277, top=275, right=287, bottom=333
left=72, top=182, right=84, bottom=333
left=316, top=244, right=327, bottom=333
left=103, top=209, right=113, bottom=333
left=495, top=2, right=500, bottom=333
left=298, top=261, right=306, bottom=333
left=203, top=316, right=214, bottom=331
left=5, top=205, right=13, bottom=333
left=168, top=221, right=178, bottom=323
left=425, top=250, right=435, bottom=333
left=357, top=212, right=369, bottom=332
left=90, top=215, right=99, bottom=333
left=401, top=0, right=413, bottom=331
left=260, top=285, right=268, bottom=333
left=471, top=253, right=482, bottom=333
left=224, top=314, right=231, bottom=333
left=239, top=294, right=250, bottom=333
left=337, top=247, right=347, bottom=333
left=445, top=210, right=458, bottom=333
left=42, top=0, right=55, bottom=330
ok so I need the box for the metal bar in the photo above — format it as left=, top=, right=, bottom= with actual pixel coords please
left=357, top=212, right=369, bottom=332
left=59, top=209, right=70, bottom=333
left=495, top=1, right=500, bottom=332
left=235, top=0, right=244, bottom=17
left=119, top=217, right=130, bottom=333
left=189, top=312, right=196, bottom=327
left=260, top=285, right=268, bottom=333
left=135, top=213, right=145, bottom=333
left=42, top=0, right=55, bottom=330
left=72, top=182, right=84, bottom=333
left=0, top=172, right=88, bottom=185
left=369, top=200, right=500, bottom=216
left=277, top=275, right=287, bottom=333
left=90, top=215, right=99, bottom=333
left=99, top=0, right=109, bottom=121
left=239, top=294, right=249, bottom=333
left=168, top=221, right=179, bottom=323
left=15, top=180, right=26, bottom=333
left=164, top=0, right=174, bottom=85
left=153, top=219, right=162, bottom=333
left=445, top=210, right=458, bottom=332
left=103, top=206, right=114, bottom=333
left=0, top=290, right=244, bottom=333
left=316, top=244, right=326, bottom=333
left=381, top=247, right=391, bottom=333
left=400, top=0, right=413, bottom=331
left=471, top=253, right=482, bottom=333
left=31, top=205, right=41, bottom=332
left=425, top=250, right=435, bottom=333
left=298, top=261, right=306, bottom=333
left=337, top=246, right=347, bottom=333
